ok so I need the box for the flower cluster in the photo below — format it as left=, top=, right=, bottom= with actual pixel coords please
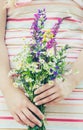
left=9, top=9, right=70, bottom=130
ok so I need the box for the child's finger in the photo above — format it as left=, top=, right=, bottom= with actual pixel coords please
left=34, top=82, right=54, bottom=95
left=13, top=113, right=25, bottom=125
left=22, top=108, right=42, bottom=127
left=17, top=112, right=35, bottom=128
left=34, top=86, right=58, bottom=102
left=35, top=93, right=60, bottom=105
left=45, top=96, right=63, bottom=105
left=28, top=100, right=44, bottom=121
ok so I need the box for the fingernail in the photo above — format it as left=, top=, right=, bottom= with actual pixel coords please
left=35, top=102, right=39, bottom=105
left=39, top=122, right=42, bottom=127
left=34, top=90, right=37, bottom=94
left=42, top=116, right=45, bottom=120
left=33, top=98, right=37, bottom=102
left=33, top=98, right=36, bottom=102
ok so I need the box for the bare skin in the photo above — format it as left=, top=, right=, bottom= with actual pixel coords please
left=0, top=0, right=83, bottom=128
left=0, top=1, right=44, bottom=127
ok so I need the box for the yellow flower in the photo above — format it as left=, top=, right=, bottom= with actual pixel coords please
left=43, top=29, right=54, bottom=42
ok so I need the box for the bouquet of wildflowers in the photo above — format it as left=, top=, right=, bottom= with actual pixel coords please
left=9, top=9, right=70, bottom=130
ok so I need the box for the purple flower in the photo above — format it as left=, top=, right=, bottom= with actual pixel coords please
left=46, top=39, right=55, bottom=49
left=54, top=71, right=58, bottom=76
left=56, top=66, right=59, bottom=69
left=52, top=17, right=70, bottom=37
left=36, top=51, right=41, bottom=57
left=50, top=68, right=53, bottom=73
left=50, top=77, right=55, bottom=80
left=34, top=13, right=40, bottom=19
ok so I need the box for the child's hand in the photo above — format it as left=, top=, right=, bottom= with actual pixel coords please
left=4, top=87, right=44, bottom=127
left=34, top=81, right=65, bottom=105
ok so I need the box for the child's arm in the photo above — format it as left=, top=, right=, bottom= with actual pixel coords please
left=0, top=0, right=12, bottom=96
left=57, top=50, right=83, bottom=98
left=34, top=51, right=83, bottom=105
left=0, top=1, right=44, bottom=127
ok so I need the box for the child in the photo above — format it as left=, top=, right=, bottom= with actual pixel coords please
left=0, top=0, right=83, bottom=128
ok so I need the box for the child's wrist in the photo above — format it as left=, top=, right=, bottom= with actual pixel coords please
left=0, top=78, right=13, bottom=95
left=56, top=75, right=77, bottom=98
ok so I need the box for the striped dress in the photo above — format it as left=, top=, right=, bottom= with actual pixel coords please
left=0, top=0, right=83, bottom=129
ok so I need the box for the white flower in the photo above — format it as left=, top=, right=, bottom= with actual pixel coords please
left=25, top=77, right=34, bottom=82
left=39, top=59, right=45, bottom=64
left=47, top=48, right=54, bottom=56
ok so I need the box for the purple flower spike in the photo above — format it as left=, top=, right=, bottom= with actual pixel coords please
left=46, top=39, right=55, bottom=49
left=38, top=9, right=41, bottom=14
left=34, top=13, right=40, bottom=19
left=52, top=17, right=70, bottom=38
left=31, top=9, right=47, bottom=48
left=58, top=18, right=62, bottom=23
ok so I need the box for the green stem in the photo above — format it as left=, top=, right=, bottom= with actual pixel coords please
left=26, top=86, right=46, bottom=130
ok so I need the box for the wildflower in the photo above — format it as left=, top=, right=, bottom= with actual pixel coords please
left=25, top=77, right=34, bottom=83
left=46, top=38, right=55, bottom=49
left=54, top=71, right=58, bottom=76
left=31, top=9, right=47, bottom=46
left=43, top=29, right=54, bottom=42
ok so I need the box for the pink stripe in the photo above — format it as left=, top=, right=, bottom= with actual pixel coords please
left=6, top=30, right=67, bottom=33
left=47, top=118, right=83, bottom=122
left=65, top=98, right=83, bottom=100
left=48, top=18, right=81, bottom=23
left=15, top=2, right=31, bottom=7
left=57, top=38, right=83, bottom=40
left=67, top=57, right=77, bottom=59
left=73, top=90, right=83, bottom=92
left=0, top=96, right=3, bottom=98
left=5, top=36, right=31, bottom=40
left=0, top=116, right=14, bottom=120
left=7, top=17, right=81, bottom=23
left=0, top=116, right=83, bottom=122
left=7, top=18, right=34, bottom=21
left=5, top=36, right=83, bottom=41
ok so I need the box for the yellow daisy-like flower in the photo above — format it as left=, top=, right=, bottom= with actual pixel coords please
left=43, top=29, right=54, bottom=42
